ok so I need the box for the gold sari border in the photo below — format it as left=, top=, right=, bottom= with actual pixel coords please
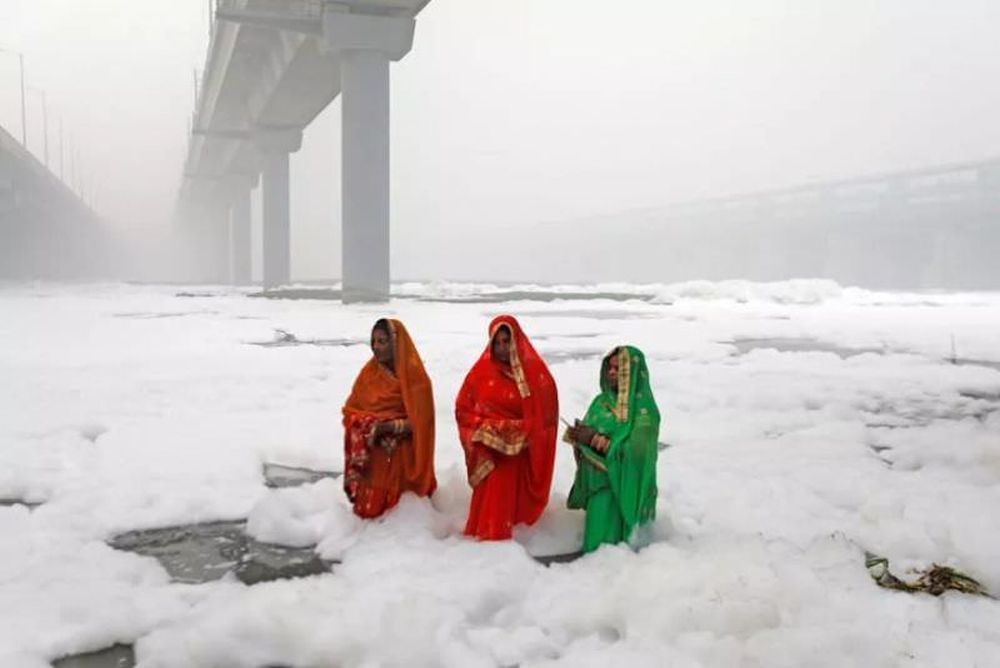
left=469, top=458, right=495, bottom=487
left=472, top=425, right=527, bottom=456
left=490, top=321, right=531, bottom=398
left=613, top=347, right=631, bottom=423
left=581, top=448, right=608, bottom=472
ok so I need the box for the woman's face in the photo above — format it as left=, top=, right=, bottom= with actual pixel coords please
left=491, top=327, right=512, bottom=364
left=372, top=328, right=393, bottom=366
left=606, top=352, right=619, bottom=391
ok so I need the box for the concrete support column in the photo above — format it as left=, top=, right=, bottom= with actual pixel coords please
left=198, top=197, right=231, bottom=284
left=323, top=11, right=415, bottom=303
left=262, top=151, right=290, bottom=288
left=230, top=184, right=253, bottom=285
left=341, top=49, right=390, bottom=302
left=254, top=129, right=302, bottom=289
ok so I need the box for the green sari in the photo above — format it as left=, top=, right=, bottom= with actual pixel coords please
left=567, top=346, right=660, bottom=553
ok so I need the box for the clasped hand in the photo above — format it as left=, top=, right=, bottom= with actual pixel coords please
left=567, top=421, right=608, bottom=453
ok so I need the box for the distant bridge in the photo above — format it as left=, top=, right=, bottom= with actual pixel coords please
left=177, top=0, right=430, bottom=301
left=0, top=123, right=108, bottom=279
left=535, top=157, right=1000, bottom=289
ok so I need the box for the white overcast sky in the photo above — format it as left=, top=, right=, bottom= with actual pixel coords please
left=1, top=0, right=998, bottom=280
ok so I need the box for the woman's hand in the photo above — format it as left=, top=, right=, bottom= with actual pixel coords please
left=590, top=434, right=611, bottom=454
left=373, top=419, right=411, bottom=438
left=567, top=423, right=597, bottom=446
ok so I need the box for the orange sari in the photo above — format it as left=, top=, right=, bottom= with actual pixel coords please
left=455, top=315, right=558, bottom=539
left=342, top=320, right=436, bottom=518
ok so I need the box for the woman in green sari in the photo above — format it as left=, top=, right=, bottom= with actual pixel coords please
left=564, top=346, right=660, bottom=553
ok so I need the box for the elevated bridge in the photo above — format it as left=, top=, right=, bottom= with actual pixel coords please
left=177, top=0, right=430, bottom=301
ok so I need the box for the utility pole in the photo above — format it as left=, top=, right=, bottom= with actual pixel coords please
left=27, top=85, right=49, bottom=168
left=40, top=90, right=48, bottom=168
left=0, top=47, right=27, bottom=146
left=18, top=53, right=25, bottom=147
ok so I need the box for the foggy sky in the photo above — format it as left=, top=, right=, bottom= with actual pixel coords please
left=1, top=0, right=999, bottom=281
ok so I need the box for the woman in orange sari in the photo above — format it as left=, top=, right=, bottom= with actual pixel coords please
left=342, top=319, right=436, bottom=518
left=455, top=315, right=558, bottom=540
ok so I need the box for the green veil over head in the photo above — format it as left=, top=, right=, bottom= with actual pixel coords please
left=569, top=345, right=661, bottom=546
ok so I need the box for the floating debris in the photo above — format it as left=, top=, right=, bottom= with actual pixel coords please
left=728, top=337, right=886, bottom=359
left=247, top=329, right=362, bottom=349
left=865, top=553, right=992, bottom=598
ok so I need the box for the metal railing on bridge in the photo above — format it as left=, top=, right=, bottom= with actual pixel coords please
left=214, top=0, right=324, bottom=34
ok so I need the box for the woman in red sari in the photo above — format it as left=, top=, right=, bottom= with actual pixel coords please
left=455, top=315, right=558, bottom=540
left=342, top=319, right=436, bottom=518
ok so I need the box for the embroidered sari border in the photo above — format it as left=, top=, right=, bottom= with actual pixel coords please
left=472, top=425, right=527, bottom=456
left=469, top=458, right=495, bottom=486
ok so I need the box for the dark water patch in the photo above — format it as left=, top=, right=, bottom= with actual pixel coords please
left=729, top=337, right=886, bottom=358
left=862, top=388, right=1000, bottom=428
left=865, top=443, right=895, bottom=466
left=52, top=644, right=135, bottom=668
left=113, top=311, right=218, bottom=319
left=234, top=543, right=331, bottom=585
left=249, top=288, right=342, bottom=301
left=109, top=521, right=334, bottom=585
left=539, top=349, right=606, bottom=364
left=79, top=424, right=108, bottom=443
left=247, top=329, right=363, bottom=349
left=496, top=309, right=659, bottom=320
left=264, top=463, right=341, bottom=488
left=175, top=291, right=222, bottom=298
left=532, top=332, right=604, bottom=341
left=0, top=497, right=42, bottom=509
left=959, top=389, right=1000, bottom=402
left=533, top=551, right=584, bottom=566
left=412, top=291, right=654, bottom=304
left=952, top=358, right=1000, bottom=372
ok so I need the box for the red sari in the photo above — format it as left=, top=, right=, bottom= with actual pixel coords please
left=342, top=320, right=436, bottom=518
left=455, top=315, right=558, bottom=540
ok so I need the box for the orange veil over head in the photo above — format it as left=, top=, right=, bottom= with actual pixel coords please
left=343, top=319, right=436, bottom=499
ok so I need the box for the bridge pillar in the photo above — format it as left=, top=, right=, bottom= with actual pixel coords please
left=324, top=11, right=415, bottom=302
left=255, top=129, right=301, bottom=289
left=228, top=176, right=256, bottom=286
left=193, top=197, right=231, bottom=284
